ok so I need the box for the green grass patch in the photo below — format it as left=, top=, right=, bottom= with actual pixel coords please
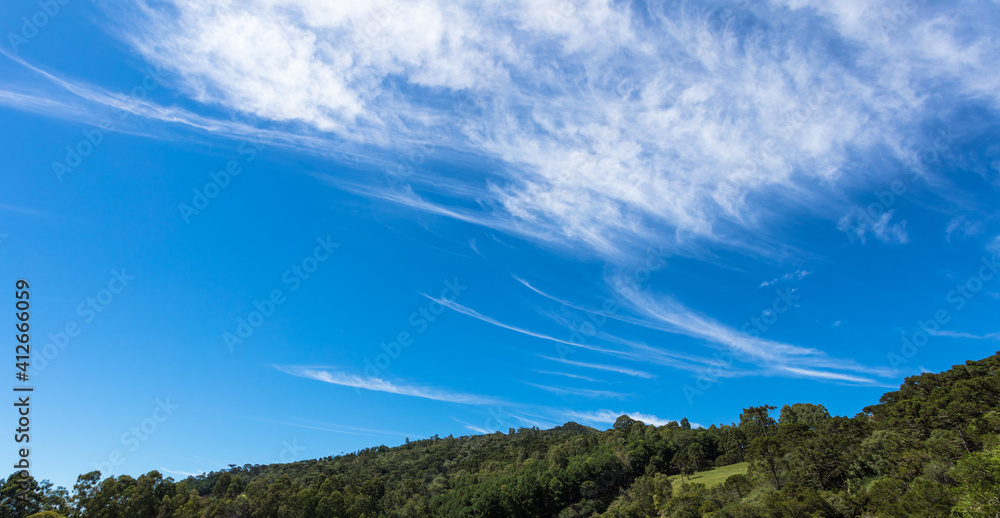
left=668, top=462, right=748, bottom=494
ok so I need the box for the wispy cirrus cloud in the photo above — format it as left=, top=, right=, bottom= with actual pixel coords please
left=533, top=370, right=600, bottom=383
left=520, top=381, right=630, bottom=400
left=927, top=329, right=1000, bottom=341
left=277, top=366, right=680, bottom=433
left=429, top=293, right=713, bottom=380
left=0, top=51, right=398, bottom=170
left=424, top=294, right=632, bottom=358
left=514, top=275, right=735, bottom=371
left=758, top=269, right=812, bottom=288
left=450, top=417, right=491, bottom=435
left=6, top=1, right=996, bottom=263
left=276, top=366, right=506, bottom=406
left=158, top=467, right=203, bottom=478
left=106, top=0, right=1000, bottom=262
left=839, top=210, right=909, bottom=245
left=537, top=355, right=656, bottom=380
left=263, top=419, right=417, bottom=439
left=609, top=274, right=895, bottom=383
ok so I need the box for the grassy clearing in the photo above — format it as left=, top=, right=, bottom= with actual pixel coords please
left=668, top=462, right=748, bottom=494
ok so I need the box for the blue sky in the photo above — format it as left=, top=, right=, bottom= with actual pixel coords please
left=2, top=0, right=999, bottom=489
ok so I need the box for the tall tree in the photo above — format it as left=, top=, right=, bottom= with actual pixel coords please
left=779, top=403, right=830, bottom=428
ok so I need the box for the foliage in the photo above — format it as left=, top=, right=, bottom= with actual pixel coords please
left=13, top=351, right=1000, bottom=517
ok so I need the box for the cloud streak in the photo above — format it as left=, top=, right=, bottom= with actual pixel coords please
left=520, top=381, right=630, bottom=400
left=537, top=355, right=656, bottom=380
left=927, top=329, right=1000, bottom=341
left=609, top=275, right=894, bottom=383
left=276, top=366, right=506, bottom=406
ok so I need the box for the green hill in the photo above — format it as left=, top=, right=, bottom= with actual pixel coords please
left=4, top=351, right=999, bottom=517
left=669, top=462, right=748, bottom=494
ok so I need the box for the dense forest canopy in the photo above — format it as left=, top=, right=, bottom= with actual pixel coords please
left=5, top=352, right=999, bottom=517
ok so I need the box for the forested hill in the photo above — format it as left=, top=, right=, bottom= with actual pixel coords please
left=6, top=352, right=1000, bottom=517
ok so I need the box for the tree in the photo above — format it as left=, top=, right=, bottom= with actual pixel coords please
left=721, top=474, right=751, bottom=500
left=951, top=444, right=1000, bottom=516
left=35, top=481, right=69, bottom=517
left=0, top=472, right=44, bottom=517
left=600, top=475, right=661, bottom=517
left=614, top=415, right=636, bottom=431
left=35, top=351, right=1000, bottom=518
left=748, top=435, right=785, bottom=490
left=779, top=403, right=830, bottom=428
left=213, top=473, right=231, bottom=497
left=684, top=443, right=706, bottom=472
left=120, top=471, right=166, bottom=518
left=739, top=405, right=777, bottom=439
left=719, top=424, right=749, bottom=464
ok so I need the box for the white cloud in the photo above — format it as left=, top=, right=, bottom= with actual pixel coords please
left=515, top=275, right=737, bottom=371
left=927, top=329, right=1000, bottom=341
left=267, top=419, right=415, bottom=438
left=759, top=269, right=812, bottom=288
left=538, top=355, right=656, bottom=380
left=945, top=217, right=982, bottom=243
left=158, top=467, right=203, bottom=478
left=872, top=211, right=909, bottom=244
left=276, top=366, right=505, bottom=405
left=520, top=382, right=629, bottom=400
left=773, top=0, right=1000, bottom=105
left=433, top=292, right=731, bottom=377
left=839, top=209, right=909, bottom=245
left=426, top=295, right=626, bottom=356
left=118, top=0, right=978, bottom=260
left=513, top=269, right=889, bottom=383
left=774, top=365, right=877, bottom=384
left=450, top=417, right=490, bottom=434
left=609, top=274, right=894, bottom=383
left=533, top=370, right=600, bottom=383
left=4, top=0, right=992, bottom=262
